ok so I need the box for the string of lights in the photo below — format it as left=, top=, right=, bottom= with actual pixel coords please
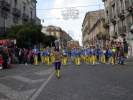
left=36, top=4, right=104, bottom=10
left=37, top=4, right=104, bottom=20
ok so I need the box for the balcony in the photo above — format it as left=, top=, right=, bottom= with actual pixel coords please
left=0, top=27, right=7, bottom=35
left=125, top=0, right=131, bottom=10
left=105, top=34, right=110, bottom=40
left=110, top=14, right=116, bottom=25
left=127, top=23, right=133, bottom=33
left=103, top=19, right=109, bottom=29
left=102, top=34, right=106, bottom=40
left=12, top=8, right=21, bottom=17
left=1, top=0, right=10, bottom=11
left=118, top=26, right=126, bottom=37
left=96, top=32, right=102, bottom=40
left=46, top=28, right=60, bottom=31
left=22, top=14, right=29, bottom=22
left=118, top=9, right=125, bottom=20
left=30, top=18, right=35, bottom=24
left=112, top=32, right=118, bottom=39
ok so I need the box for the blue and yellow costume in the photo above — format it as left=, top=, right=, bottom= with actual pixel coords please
left=44, top=48, right=50, bottom=65
left=108, top=49, right=115, bottom=65
left=62, top=48, right=68, bottom=66
left=74, top=48, right=80, bottom=66
left=32, top=48, right=39, bottom=66
left=54, top=51, right=61, bottom=79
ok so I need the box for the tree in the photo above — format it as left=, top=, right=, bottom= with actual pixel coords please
left=44, top=35, right=57, bottom=47
left=7, top=25, right=22, bottom=39
left=7, top=24, right=43, bottom=48
left=7, top=24, right=57, bottom=49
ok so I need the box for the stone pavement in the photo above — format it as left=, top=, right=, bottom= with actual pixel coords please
left=0, top=63, right=55, bottom=100
left=36, top=60, right=133, bottom=100
left=0, top=58, right=133, bottom=100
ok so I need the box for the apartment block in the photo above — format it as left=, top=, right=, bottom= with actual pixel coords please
left=0, top=0, right=40, bottom=36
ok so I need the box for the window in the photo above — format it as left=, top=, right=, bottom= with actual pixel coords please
left=54, top=33, right=56, bottom=37
left=1, top=17, right=6, bottom=27
left=120, top=0, right=124, bottom=12
left=112, top=3, right=116, bottom=18
left=30, top=11, right=32, bottom=18
left=49, top=33, right=51, bottom=35
left=23, top=6, right=26, bottom=14
left=15, top=0, right=17, bottom=8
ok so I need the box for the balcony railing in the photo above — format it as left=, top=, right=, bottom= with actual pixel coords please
left=118, top=26, right=126, bottom=35
left=96, top=32, right=102, bottom=40
left=125, top=0, right=131, bottom=10
left=30, top=18, right=35, bottom=24
left=127, top=23, right=133, bottom=33
left=1, top=0, right=10, bottom=11
left=104, top=18, right=109, bottom=29
left=22, top=14, right=29, bottom=21
left=12, top=8, right=21, bottom=17
left=0, top=27, right=7, bottom=35
left=132, top=0, right=133, bottom=5
left=117, top=6, right=124, bottom=16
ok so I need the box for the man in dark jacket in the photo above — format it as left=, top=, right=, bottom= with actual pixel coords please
left=118, top=47, right=124, bottom=65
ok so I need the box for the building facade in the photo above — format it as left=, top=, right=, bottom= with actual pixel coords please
left=88, top=18, right=107, bottom=48
left=0, top=0, right=40, bottom=36
left=102, top=0, right=133, bottom=57
left=82, top=10, right=105, bottom=48
left=42, top=25, right=72, bottom=48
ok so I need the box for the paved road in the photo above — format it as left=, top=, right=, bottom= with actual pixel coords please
left=0, top=59, right=133, bottom=100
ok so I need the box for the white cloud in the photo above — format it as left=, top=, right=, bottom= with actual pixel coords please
left=37, top=0, right=104, bottom=46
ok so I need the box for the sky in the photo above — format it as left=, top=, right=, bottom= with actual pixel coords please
left=36, top=0, right=104, bottom=46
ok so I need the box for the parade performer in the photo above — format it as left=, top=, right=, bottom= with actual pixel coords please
left=88, top=46, right=92, bottom=64
left=97, top=48, right=103, bottom=62
left=50, top=47, right=55, bottom=64
left=62, top=47, right=68, bottom=66
left=74, top=47, right=80, bottom=66
left=40, top=48, right=45, bottom=64
left=32, top=45, right=39, bottom=66
left=44, top=47, right=50, bottom=66
left=80, top=47, right=86, bottom=62
left=86, top=47, right=90, bottom=63
left=54, top=40, right=62, bottom=79
left=108, top=47, right=115, bottom=65
left=71, top=48, right=75, bottom=61
left=54, top=51, right=62, bottom=79
left=101, top=48, right=106, bottom=63
left=90, top=46, right=97, bottom=66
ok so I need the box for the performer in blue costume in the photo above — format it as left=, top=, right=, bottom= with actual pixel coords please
left=32, top=45, right=39, bottom=66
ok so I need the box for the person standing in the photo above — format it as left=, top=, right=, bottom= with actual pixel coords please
left=2, top=49, right=8, bottom=69
left=18, top=48, right=24, bottom=64
left=118, top=47, right=124, bottom=65
left=29, top=50, right=34, bottom=65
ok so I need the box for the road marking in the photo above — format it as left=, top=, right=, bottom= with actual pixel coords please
left=35, top=67, right=54, bottom=76
left=30, top=70, right=55, bottom=100
left=12, top=76, right=45, bottom=84
left=125, top=69, right=132, bottom=71
left=0, top=83, right=36, bottom=100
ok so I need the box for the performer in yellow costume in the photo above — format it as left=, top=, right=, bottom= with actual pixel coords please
left=32, top=45, right=39, bottom=66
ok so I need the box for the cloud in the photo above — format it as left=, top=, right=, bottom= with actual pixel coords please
left=36, top=0, right=104, bottom=45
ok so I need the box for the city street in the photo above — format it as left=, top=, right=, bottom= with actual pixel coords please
left=0, top=59, right=133, bottom=100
